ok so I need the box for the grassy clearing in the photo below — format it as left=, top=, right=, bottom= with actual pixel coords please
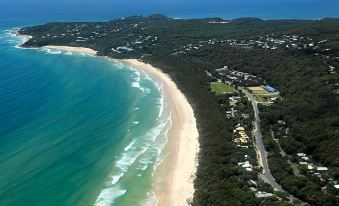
left=210, top=82, right=238, bottom=95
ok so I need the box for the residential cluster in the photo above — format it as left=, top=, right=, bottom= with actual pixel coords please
left=206, top=64, right=285, bottom=200
left=216, top=66, right=262, bottom=86
left=174, top=32, right=337, bottom=77
left=272, top=120, right=339, bottom=194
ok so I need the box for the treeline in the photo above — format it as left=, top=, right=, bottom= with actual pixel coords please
left=144, top=55, right=291, bottom=206
left=185, top=44, right=339, bottom=205
left=186, top=44, right=339, bottom=169
left=259, top=118, right=338, bottom=205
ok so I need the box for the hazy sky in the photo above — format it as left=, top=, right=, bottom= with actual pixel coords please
left=1, top=0, right=339, bottom=21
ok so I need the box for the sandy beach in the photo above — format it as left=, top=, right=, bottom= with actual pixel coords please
left=122, top=59, right=199, bottom=206
left=41, top=45, right=98, bottom=56
left=17, top=42, right=199, bottom=205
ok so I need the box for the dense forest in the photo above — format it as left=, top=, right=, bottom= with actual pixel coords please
left=19, top=15, right=339, bottom=205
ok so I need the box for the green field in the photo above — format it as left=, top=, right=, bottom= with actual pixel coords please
left=210, top=82, right=238, bottom=95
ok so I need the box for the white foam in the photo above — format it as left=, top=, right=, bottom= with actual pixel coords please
left=130, top=67, right=149, bottom=93
left=94, top=186, right=126, bottom=206
left=157, top=95, right=164, bottom=118
left=132, top=121, right=140, bottom=126
left=143, top=87, right=152, bottom=94
left=65, top=51, right=73, bottom=55
left=115, top=147, right=148, bottom=172
left=45, top=49, right=62, bottom=55
left=94, top=99, right=171, bottom=206
left=131, top=81, right=141, bottom=89
left=111, top=173, right=124, bottom=185
left=144, top=120, right=169, bottom=142
left=123, top=140, right=135, bottom=152
left=137, top=158, right=151, bottom=171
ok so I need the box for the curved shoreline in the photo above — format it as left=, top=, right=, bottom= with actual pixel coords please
left=17, top=41, right=199, bottom=205
left=121, top=59, right=199, bottom=206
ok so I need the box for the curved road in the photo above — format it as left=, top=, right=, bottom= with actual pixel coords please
left=243, top=89, right=304, bottom=205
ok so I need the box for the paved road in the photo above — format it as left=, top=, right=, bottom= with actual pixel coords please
left=244, top=91, right=285, bottom=191
left=242, top=89, right=305, bottom=205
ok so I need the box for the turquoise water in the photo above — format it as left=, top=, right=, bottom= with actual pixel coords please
left=0, top=26, right=170, bottom=206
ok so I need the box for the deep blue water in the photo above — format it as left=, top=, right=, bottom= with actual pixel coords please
left=1, top=0, right=339, bottom=23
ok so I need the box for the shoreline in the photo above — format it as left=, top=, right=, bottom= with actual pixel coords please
left=16, top=39, right=199, bottom=205
left=121, top=59, right=199, bottom=206
left=41, top=45, right=98, bottom=56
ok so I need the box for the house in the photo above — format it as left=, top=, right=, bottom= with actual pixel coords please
left=297, top=153, right=306, bottom=157
left=277, top=120, right=285, bottom=125
left=238, top=161, right=253, bottom=169
left=255, top=191, right=274, bottom=198
left=236, top=145, right=249, bottom=149
left=307, top=164, right=314, bottom=170
left=317, top=167, right=328, bottom=172
left=334, top=185, right=339, bottom=191
left=233, top=137, right=248, bottom=144
left=216, top=66, right=229, bottom=72
left=248, top=180, right=257, bottom=186
left=236, top=126, right=245, bottom=131
left=117, top=46, right=134, bottom=52
left=301, top=156, right=310, bottom=161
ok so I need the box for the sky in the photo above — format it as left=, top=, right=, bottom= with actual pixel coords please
left=1, top=0, right=339, bottom=22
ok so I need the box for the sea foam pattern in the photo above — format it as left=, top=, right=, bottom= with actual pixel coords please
left=94, top=64, right=171, bottom=206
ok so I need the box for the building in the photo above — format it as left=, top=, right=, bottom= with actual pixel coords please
left=236, top=126, right=245, bottom=131
left=238, top=161, right=253, bottom=169
left=307, top=164, right=314, bottom=170
left=317, top=167, right=328, bottom=172
left=297, top=153, right=306, bottom=157
left=301, top=156, right=309, bottom=161
left=255, top=191, right=274, bottom=198
left=248, top=180, right=257, bottom=186
left=264, top=85, right=278, bottom=93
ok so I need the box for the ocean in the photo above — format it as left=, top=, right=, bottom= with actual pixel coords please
left=1, top=0, right=339, bottom=22
left=0, top=22, right=170, bottom=206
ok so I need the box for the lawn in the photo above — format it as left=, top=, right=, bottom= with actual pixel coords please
left=210, top=82, right=238, bottom=95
